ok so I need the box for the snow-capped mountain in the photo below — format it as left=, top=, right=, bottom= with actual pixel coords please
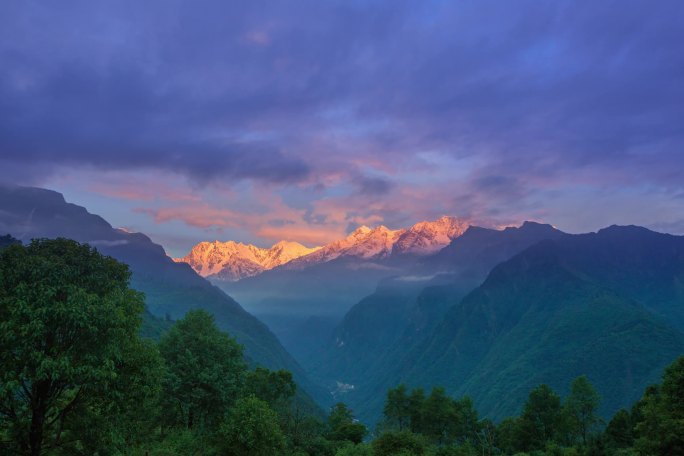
left=174, top=240, right=320, bottom=280
left=176, top=216, right=471, bottom=281
left=283, top=225, right=406, bottom=269
left=392, top=216, right=470, bottom=255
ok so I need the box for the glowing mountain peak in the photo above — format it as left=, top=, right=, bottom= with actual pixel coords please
left=176, top=216, right=470, bottom=280
left=174, top=239, right=320, bottom=280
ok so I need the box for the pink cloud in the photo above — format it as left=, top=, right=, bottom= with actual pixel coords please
left=244, top=30, right=271, bottom=46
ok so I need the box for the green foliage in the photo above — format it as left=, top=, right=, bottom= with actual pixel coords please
left=245, top=367, right=296, bottom=408
left=159, top=309, right=246, bottom=432
left=334, top=442, right=373, bottom=456
left=139, top=309, right=174, bottom=340
left=564, top=375, right=601, bottom=445
left=604, top=409, right=633, bottom=450
left=105, top=337, right=164, bottom=449
left=384, top=384, right=411, bottom=431
left=372, top=430, right=428, bottom=456
left=633, top=356, right=684, bottom=455
left=383, top=386, right=479, bottom=447
left=327, top=403, right=367, bottom=444
left=144, top=429, right=210, bottom=456
left=0, top=234, right=20, bottom=249
left=517, top=384, right=563, bottom=451
left=422, top=387, right=454, bottom=444
left=0, top=238, right=157, bottom=455
left=216, top=395, right=285, bottom=456
left=408, top=388, right=426, bottom=434
left=3, top=234, right=684, bottom=456
left=496, top=417, right=521, bottom=455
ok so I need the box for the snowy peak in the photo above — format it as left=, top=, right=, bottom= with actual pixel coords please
left=261, top=240, right=320, bottom=269
left=285, top=225, right=406, bottom=268
left=284, top=217, right=468, bottom=269
left=174, top=240, right=319, bottom=280
left=178, top=216, right=471, bottom=280
left=345, top=225, right=406, bottom=259
left=392, top=216, right=470, bottom=255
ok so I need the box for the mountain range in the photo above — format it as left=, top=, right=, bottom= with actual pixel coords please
left=0, top=185, right=328, bottom=411
left=175, top=240, right=320, bottom=281
left=176, top=216, right=470, bottom=281
left=2, top=184, right=683, bottom=430
left=306, top=224, right=684, bottom=424
left=176, top=216, right=473, bottom=358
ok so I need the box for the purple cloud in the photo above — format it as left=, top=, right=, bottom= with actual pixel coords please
left=1, top=0, right=683, bottom=244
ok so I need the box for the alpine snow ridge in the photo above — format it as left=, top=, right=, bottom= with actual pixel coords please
left=176, top=216, right=471, bottom=281
left=174, top=240, right=320, bottom=281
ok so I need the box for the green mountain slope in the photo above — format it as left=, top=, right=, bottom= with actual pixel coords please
left=307, top=222, right=565, bottom=418
left=0, top=185, right=328, bottom=408
left=404, top=241, right=684, bottom=419
left=320, top=226, right=684, bottom=425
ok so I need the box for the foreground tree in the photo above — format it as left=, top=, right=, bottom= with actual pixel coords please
left=327, top=403, right=368, bottom=444
left=517, top=384, right=563, bottom=451
left=634, top=356, right=684, bottom=455
left=384, top=384, right=411, bottom=431
left=0, top=234, right=20, bottom=249
left=159, top=309, right=246, bottom=432
left=564, top=375, right=601, bottom=445
left=421, top=387, right=455, bottom=444
left=244, top=367, right=296, bottom=409
left=603, top=408, right=634, bottom=450
left=216, top=395, right=285, bottom=456
left=372, top=430, right=427, bottom=456
left=0, top=238, right=157, bottom=455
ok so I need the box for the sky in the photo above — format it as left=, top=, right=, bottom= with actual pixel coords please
left=1, top=0, right=683, bottom=257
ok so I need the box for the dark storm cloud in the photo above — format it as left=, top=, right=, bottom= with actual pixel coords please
left=353, top=175, right=394, bottom=196
left=0, top=0, right=683, bottom=193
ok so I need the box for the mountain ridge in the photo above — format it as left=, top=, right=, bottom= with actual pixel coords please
left=177, top=216, right=471, bottom=281
left=327, top=225, right=684, bottom=424
left=175, top=239, right=320, bottom=281
left=0, top=185, right=329, bottom=409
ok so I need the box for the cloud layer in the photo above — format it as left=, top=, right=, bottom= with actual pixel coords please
left=1, top=0, right=683, bottom=253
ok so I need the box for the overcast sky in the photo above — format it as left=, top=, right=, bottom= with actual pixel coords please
left=1, top=0, right=683, bottom=256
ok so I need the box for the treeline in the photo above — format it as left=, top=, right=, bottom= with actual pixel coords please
left=0, top=238, right=362, bottom=455
left=1, top=238, right=683, bottom=455
left=365, top=356, right=684, bottom=456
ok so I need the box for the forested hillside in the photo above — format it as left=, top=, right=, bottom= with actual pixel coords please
left=0, top=186, right=328, bottom=407
left=1, top=238, right=682, bottom=455
left=312, top=226, right=684, bottom=425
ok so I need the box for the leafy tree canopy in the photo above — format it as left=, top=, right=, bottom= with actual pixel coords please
left=216, top=395, right=285, bottom=456
left=158, top=309, right=246, bottom=432
left=0, top=238, right=158, bottom=455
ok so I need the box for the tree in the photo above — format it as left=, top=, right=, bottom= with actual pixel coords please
left=661, top=355, right=684, bottom=418
left=564, top=375, right=601, bottom=445
left=0, top=238, right=156, bottom=455
left=327, top=403, right=367, bottom=444
left=408, top=388, right=426, bottom=434
left=384, top=384, right=411, bottom=431
left=452, top=396, right=479, bottom=444
left=422, top=387, right=455, bottom=444
left=216, top=395, right=285, bottom=456
left=475, top=418, right=496, bottom=456
left=604, top=409, right=634, bottom=450
left=159, top=309, right=246, bottom=432
left=495, top=417, right=520, bottom=455
left=372, top=430, right=427, bottom=456
left=244, top=367, right=296, bottom=409
left=335, top=442, right=373, bottom=456
left=634, top=356, right=684, bottom=455
left=0, top=234, right=20, bottom=249
left=281, top=402, right=327, bottom=451
left=106, top=338, right=164, bottom=449
left=517, top=384, right=563, bottom=451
